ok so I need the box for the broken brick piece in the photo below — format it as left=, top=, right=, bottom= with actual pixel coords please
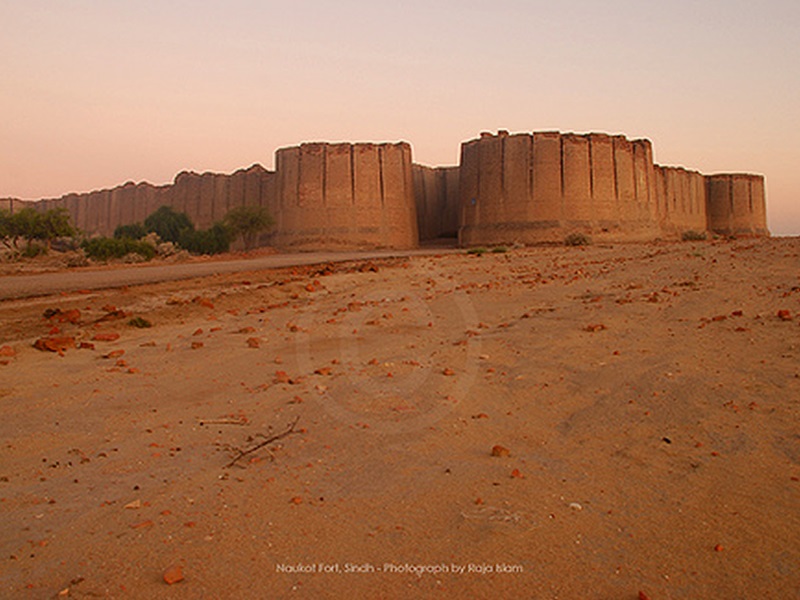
left=33, top=337, right=76, bottom=354
left=491, top=445, right=510, bottom=458
left=92, top=332, right=120, bottom=342
left=163, top=565, right=184, bottom=585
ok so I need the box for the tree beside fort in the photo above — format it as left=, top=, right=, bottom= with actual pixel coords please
left=0, top=207, right=74, bottom=253
left=224, top=205, right=274, bottom=251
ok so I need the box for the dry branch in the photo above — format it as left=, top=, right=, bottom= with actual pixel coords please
left=200, top=418, right=248, bottom=426
left=224, top=416, right=300, bottom=469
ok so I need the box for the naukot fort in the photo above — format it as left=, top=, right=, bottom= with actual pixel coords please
left=0, top=130, right=769, bottom=249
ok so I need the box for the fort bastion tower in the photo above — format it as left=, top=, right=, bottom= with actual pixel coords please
left=273, top=142, right=417, bottom=249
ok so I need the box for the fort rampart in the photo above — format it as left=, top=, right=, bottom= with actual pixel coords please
left=2, top=165, right=276, bottom=240
left=0, top=130, right=768, bottom=249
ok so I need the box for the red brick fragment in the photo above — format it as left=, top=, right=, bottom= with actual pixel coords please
left=274, top=370, right=295, bottom=384
left=491, top=445, right=510, bottom=458
left=92, top=332, right=120, bottom=342
left=33, top=337, right=76, bottom=354
left=163, top=565, right=184, bottom=585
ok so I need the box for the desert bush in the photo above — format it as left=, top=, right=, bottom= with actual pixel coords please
left=144, top=206, right=194, bottom=244
left=39, top=208, right=75, bottom=242
left=0, top=210, right=10, bottom=246
left=21, top=243, right=48, bottom=258
left=62, top=250, right=89, bottom=268
left=0, top=207, right=75, bottom=251
left=114, top=222, right=148, bottom=240
left=467, top=247, right=488, bottom=255
left=128, top=317, right=153, bottom=328
left=565, top=233, right=591, bottom=246
left=178, top=222, right=233, bottom=255
left=681, top=230, right=707, bottom=241
left=82, top=237, right=156, bottom=261
left=121, top=252, right=148, bottom=263
left=491, top=246, right=508, bottom=253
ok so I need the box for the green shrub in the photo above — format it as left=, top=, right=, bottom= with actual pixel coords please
left=82, top=237, right=156, bottom=261
left=681, top=230, right=707, bottom=241
left=467, top=247, right=488, bottom=255
left=144, top=206, right=194, bottom=244
left=178, top=222, right=233, bottom=255
left=114, top=222, right=148, bottom=240
left=128, top=317, right=153, bottom=328
left=39, top=207, right=75, bottom=242
left=0, top=210, right=11, bottom=247
left=22, top=243, right=47, bottom=258
left=491, top=246, right=508, bottom=253
left=1, top=207, right=74, bottom=250
left=565, top=233, right=591, bottom=246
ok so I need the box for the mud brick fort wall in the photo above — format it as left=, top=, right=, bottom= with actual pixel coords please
left=3, top=165, right=277, bottom=241
left=1, top=130, right=769, bottom=249
left=456, top=130, right=760, bottom=245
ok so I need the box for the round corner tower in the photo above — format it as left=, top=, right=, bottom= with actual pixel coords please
left=458, top=131, right=661, bottom=246
left=705, top=173, right=769, bottom=237
left=272, top=141, right=418, bottom=250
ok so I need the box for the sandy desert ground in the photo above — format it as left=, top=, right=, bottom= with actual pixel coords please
left=0, top=237, right=799, bottom=599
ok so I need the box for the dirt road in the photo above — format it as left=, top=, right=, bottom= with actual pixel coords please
left=0, top=248, right=459, bottom=300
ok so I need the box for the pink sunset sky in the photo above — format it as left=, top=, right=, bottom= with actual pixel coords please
left=2, top=1, right=798, bottom=235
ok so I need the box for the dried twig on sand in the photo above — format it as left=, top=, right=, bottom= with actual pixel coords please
left=199, top=418, right=248, bottom=426
left=224, top=416, right=300, bottom=469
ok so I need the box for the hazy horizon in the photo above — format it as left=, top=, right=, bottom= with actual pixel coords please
left=2, top=1, right=798, bottom=235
